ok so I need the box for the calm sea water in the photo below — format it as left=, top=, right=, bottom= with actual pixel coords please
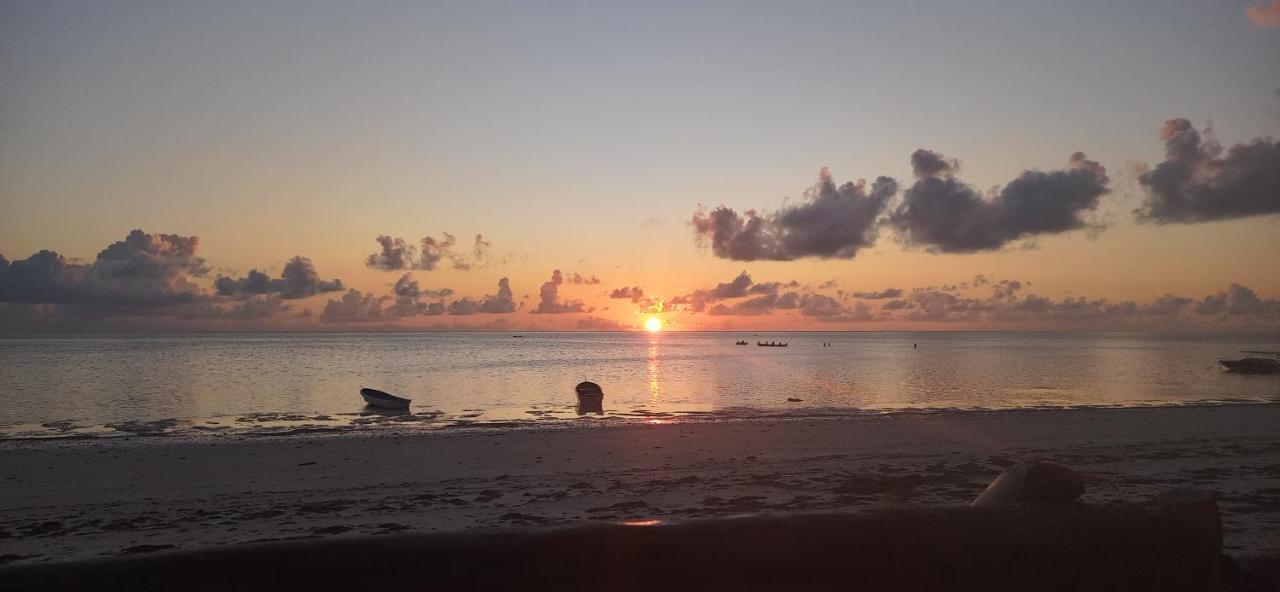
left=2, top=332, right=1278, bottom=438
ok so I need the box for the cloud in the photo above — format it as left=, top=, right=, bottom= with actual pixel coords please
left=799, top=293, right=844, bottom=317
left=568, top=272, right=601, bottom=285
left=990, top=279, right=1023, bottom=301
left=692, top=168, right=898, bottom=261
left=392, top=273, right=452, bottom=299
left=532, top=270, right=589, bottom=314
left=708, top=293, right=779, bottom=316
left=1247, top=2, right=1280, bottom=27
left=217, top=257, right=344, bottom=300
left=214, top=295, right=292, bottom=320
left=1134, top=119, right=1280, bottom=224
left=366, top=236, right=413, bottom=271
left=0, top=229, right=209, bottom=306
left=610, top=286, right=645, bottom=302
left=577, top=316, right=627, bottom=330
left=882, top=299, right=914, bottom=310
left=321, top=289, right=390, bottom=323
left=385, top=273, right=450, bottom=316
left=873, top=279, right=1278, bottom=326
left=889, top=150, right=1109, bottom=252
left=672, top=272, right=813, bottom=314
left=1193, top=283, right=1279, bottom=316
left=366, top=233, right=507, bottom=271
left=419, top=233, right=458, bottom=270
left=639, top=297, right=674, bottom=314
left=851, top=288, right=903, bottom=299
left=749, top=280, right=799, bottom=295
left=713, top=271, right=755, bottom=298
left=447, top=277, right=517, bottom=315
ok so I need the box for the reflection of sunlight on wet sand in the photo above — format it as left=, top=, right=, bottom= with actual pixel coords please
left=621, top=519, right=662, bottom=526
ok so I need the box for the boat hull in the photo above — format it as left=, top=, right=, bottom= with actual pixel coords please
left=360, top=388, right=411, bottom=409
left=1220, top=358, right=1280, bottom=374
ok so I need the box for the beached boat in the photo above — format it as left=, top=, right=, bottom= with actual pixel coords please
left=1220, top=351, right=1280, bottom=374
left=757, top=342, right=788, bottom=347
left=360, top=387, right=411, bottom=409
left=575, top=381, right=604, bottom=414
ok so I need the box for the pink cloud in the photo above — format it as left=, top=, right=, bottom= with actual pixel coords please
left=1247, top=1, right=1280, bottom=27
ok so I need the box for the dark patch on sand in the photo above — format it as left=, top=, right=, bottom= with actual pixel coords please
left=119, top=544, right=176, bottom=555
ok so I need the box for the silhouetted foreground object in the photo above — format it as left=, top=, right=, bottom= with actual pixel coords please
left=0, top=504, right=1236, bottom=592
left=575, top=381, right=603, bottom=414
left=359, top=387, right=410, bottom=410
left=1219, top=351, right=1280, bottom=373
left=971, top=461, right=1085, bottom=506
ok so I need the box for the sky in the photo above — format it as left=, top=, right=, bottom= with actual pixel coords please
left=1, top=0, right=1279, bottom=331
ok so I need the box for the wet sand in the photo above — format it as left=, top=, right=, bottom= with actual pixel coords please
left=2, top=404, right=1279, bottom=566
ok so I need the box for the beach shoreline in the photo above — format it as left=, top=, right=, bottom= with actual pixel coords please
left=3, top=403, right=1279, bottom=566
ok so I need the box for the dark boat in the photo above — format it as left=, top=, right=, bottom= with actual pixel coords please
left=575, top=381, right=604, bottom=414
left=1220, top=351, right=1280, bottom=374
left=360, top=387, right=411, bottom=409
left=757, top=342, right=788, bottom=347
left=735, top=340, right=748, bottom=345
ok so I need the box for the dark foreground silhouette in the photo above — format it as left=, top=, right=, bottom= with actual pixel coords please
left=4, top=501, right=1262, bottom=592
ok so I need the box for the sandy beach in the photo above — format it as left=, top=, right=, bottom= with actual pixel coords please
left=3, top=403, right=1279, bottom=566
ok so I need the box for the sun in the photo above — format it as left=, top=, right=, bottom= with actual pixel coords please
left=644, top=316, right=663, bottom=332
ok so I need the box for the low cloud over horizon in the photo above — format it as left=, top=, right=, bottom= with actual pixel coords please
left=2, top=231, right=1276, bottom=330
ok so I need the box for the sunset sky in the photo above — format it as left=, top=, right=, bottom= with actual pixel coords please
left=2, top=1, right=1278, bottom=331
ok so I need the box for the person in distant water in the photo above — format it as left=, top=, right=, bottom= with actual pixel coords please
left=913, top=343, right=917, bottom=349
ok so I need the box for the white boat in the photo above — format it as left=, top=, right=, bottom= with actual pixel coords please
left=360, top=387, right=411, bottom=409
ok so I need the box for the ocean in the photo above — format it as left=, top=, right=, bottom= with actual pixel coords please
left=2, top=332, right=1277, bottom=439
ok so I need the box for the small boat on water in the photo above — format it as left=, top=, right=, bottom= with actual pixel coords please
left=735, top=340, right=748, bottom=345
left=757, top=342, right=788, bottom=347
left=1220, top=351, right=1280, bottom=374
left=360, top=387, right=411, bottom=409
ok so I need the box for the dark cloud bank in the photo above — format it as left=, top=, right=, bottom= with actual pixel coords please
left=890, top=150, right=1109, bottom=253
left=693, top=113, right=1278, bottom=263
left=320, top=274, right=514, bottom=323
left=692, top=168, right=898, bottom=261
left=665, top=270, right=1278, bottom=328
left=1135, top=119, right=1280, bottom=224
left=215, top=257, right=344, bottom=299
left=0, top=230, right=343, bottom=330
left=693, top=152, right=1110, bottom=259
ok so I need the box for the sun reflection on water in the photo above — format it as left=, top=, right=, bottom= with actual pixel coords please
left=646, top=339, right=661, bottom=402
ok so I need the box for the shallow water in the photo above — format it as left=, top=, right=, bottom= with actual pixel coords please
left=1, top=332, right=1277, bottom=438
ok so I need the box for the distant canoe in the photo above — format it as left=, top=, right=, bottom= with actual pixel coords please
left=757, top=342, right=788, bottom=347
left=360, top=387, right=411, bottom=409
